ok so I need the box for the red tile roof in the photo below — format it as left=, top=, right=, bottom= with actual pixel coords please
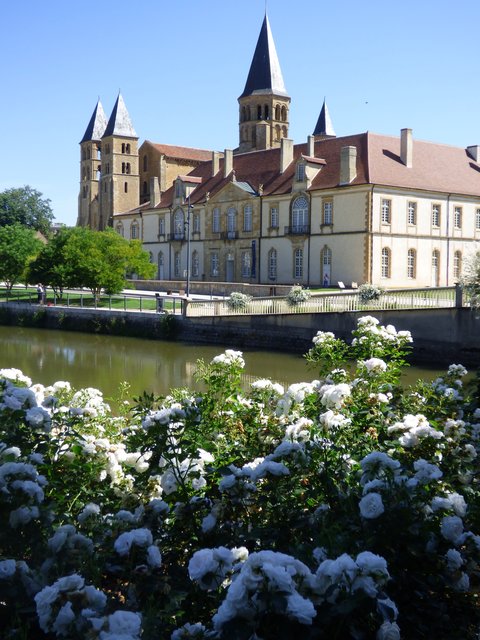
left=143, top=140, right=212, bottom=162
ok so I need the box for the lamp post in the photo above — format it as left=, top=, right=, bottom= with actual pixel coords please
left=185, top=195, right=192, bottom=297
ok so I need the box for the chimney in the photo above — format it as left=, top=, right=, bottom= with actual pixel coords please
left=149, top=177, right=161, bottom=207
left=340, top=146, right=357, bottom=184
left=467, top=145, right=480, bottom=162
left=212, top=151, right=221, bottom=176
left=400, top=128, right=413, bottom=168
left=223, top=149, right=233, bottom=178
left=280, top=138, right=294, bottom=173
left=307, top=135, right=315, bottom=157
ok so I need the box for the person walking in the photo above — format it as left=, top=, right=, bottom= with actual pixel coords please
left=37, top=284, right=44, bottom=304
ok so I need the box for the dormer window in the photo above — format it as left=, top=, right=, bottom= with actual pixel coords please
left=175, top=180, right=183, bottom=199
left=296, top=163, right=306, bottom=182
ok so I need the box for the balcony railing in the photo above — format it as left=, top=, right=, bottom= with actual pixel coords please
left=221, top=230, right=238, bottom=240
left=284, top=225, right=310, bottom=235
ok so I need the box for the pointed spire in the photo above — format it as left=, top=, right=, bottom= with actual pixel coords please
left=313, top=99, right=336, bottom=137
left=80, top=100, right=107, bottom=143
left=240, top=14, right=287, bottom=98
left=103, top=93, right=137, bottom=138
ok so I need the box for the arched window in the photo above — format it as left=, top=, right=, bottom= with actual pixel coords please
left=381, top=247, right=391, bottom=278
left=158, top=216, right=165, bottom=236
left=321, top=246, right=332, bottom=286
left=143, top=181, right=148, bottom=195
left=291, top=196, right=309, bottom=233
left=212, top=207, right=221, bottom=233
left=143, top=155, right=148, bottom=171
left=257, top=105, right=262, bottom=120
left=453, top=250, right=462, bottom=280
left=192, top=250, right=199, bottom=277
left=275, top=125, right=281, bottom=141
left=174, top=251, right=181, bottom=278
left=130, top=222, right=139, bottom=240
left=268, top=248, right=277, bottom=280
left=264, top=104, right=269, bottom=119
left=294, top=248, right=303, bottom=279
left=116, top=223, right=124, bottom=237
left=174, top=209, right=184, bottom=239
left=82, top=148, right=86, bottom=160
left=282, top=125, right=287, bottom=137
left=407, top=249, right=416, bottom=279
left=281, top=105, right=287, bottom=122
left=275, top=104, right=281, bottom=120
left=432, top=249, right=440, bottom=286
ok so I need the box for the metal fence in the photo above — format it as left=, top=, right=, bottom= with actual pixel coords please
left=184, top=286, right=460, bottom=317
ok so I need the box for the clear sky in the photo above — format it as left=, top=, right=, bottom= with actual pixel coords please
left=2, top=0, right=480, bottom=227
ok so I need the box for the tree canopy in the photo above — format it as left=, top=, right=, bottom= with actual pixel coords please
left=28, top=227, right=156, bottom=298
left=0, top=224, right=42, bottom=290
left=0, top=186, right=54, bottom=235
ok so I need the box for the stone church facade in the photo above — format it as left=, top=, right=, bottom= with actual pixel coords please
left=78, top=15, right=480, bottom=289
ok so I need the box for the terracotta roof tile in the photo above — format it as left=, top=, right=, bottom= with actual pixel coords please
left=145, top=140, right=212, bottom=162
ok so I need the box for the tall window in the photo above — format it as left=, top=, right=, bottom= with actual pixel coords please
left=158, top=252, right=164, bottom=279
left=323, top=201, right=333, bottom=225
left=454, top=206, right=462, bottom=229
left=227, top=207, right=236, bottom=236
left=192, top=251, right=199, bottom=277
left=321, top=246, right=332, bottom=285
left=210, top=252, right=219, bottom=277
left=175, top=181, right=183, bottom=199
left=270, top=207, right=279, bottom=228
left=432, top=204, right=441, bottom=227
left=381, top=247, right=391, bottom=278
left=432, top=249, right=440, bottom=286
left=174, top=209, right=184, bottom=239
left=124, top=182, right=128, bottom=193
left=407, top=249, right=416, bottom=279
left=453, top=251, right=462, bottom=280
left=122, top=162, right=131, bottom=174
left=292, top=196, right=309, bottom=232
left=268, top=248, right=277, bottom=279
left=174, top=251, right=181, bottom=278
left=116, top=223, right=124, bottom=237
left=476, top=208, right=480, bottom=230
left=158, top=216, right=165, bottom=236
left=381, top=199, right=391, bottom=224
left=407, top=201, right=417, bottom=225
left=143, top=155, right=148, bottom=171
left=212, top=207, right=220, bottom=233
left=241, top=251, right=251, bottom=277
left=243, top=205, right=253, bottom=232
left=130, top=222, right=139, bottom=240
left=193, top=213, right=200, bottom=233
left=294, top=248, right=303, bottom=278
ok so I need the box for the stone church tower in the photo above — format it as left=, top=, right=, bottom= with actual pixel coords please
left=98, top=93, right=139, bottom=230
left=238, top=14, right=291, bottom=153
left=77, top=100, right=107, bottom=228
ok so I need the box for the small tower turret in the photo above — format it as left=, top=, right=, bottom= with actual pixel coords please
left=313, top=99, right=336, bottom=140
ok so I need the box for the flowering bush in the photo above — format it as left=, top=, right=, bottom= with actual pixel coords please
left=225, top=291, right=252, bottom=311
left=0, top=317, right=479, bottom=639
left=358, top=283, right=384, bottom=303
left=286, top=285, right=311, bottom=307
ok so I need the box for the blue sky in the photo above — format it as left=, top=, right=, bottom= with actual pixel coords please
left=2, top=0, right=480, bottom=226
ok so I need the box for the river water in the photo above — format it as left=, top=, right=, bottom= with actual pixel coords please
left=0, top=326, right=451, bottom=405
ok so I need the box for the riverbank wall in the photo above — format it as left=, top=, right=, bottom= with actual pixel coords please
left=0, top=303, right=478, bottom=366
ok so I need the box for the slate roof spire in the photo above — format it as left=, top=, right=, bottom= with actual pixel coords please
left=103, top=93, right=137, bottom=138
left=239, top=14, right=287, bottom=98
left=313, top=99, right=336, bottom=138
left=80, top=99, right=107, bottom=143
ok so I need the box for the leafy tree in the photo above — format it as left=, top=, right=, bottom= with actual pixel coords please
left=30, top=227, right=155, bottom=299
left=0, top=186, right=55, bottom=235
left=0, top=224, right=42, bottom=291
left=461, top=247, right=480, bottom=309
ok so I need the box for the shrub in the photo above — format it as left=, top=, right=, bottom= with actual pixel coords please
left=0, top=318, right=479, bottom=639
left=225, top=291, right=252, bottom=311
left=286, top=285, right=311, bottom=307
left=358, top=283, right=383, bottom=303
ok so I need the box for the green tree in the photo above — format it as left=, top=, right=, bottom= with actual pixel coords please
left=34, top=227, right=155, bottom=299
left=0, top=224, right=42, bottom=291
left=0, top=186, right=54, bottom=235
left=461, top=247, right=480, bottom=309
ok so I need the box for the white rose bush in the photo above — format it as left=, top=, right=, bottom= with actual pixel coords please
left=0, top=317, right=479, bottom=638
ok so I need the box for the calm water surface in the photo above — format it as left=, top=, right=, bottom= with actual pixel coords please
left=0, top=326, right=449, bottom=404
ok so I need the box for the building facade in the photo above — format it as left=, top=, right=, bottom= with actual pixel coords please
left=79, top=15, right=480, bottom=289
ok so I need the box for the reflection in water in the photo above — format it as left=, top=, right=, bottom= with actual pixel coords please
left=0, top=326, right=449, bottom=405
